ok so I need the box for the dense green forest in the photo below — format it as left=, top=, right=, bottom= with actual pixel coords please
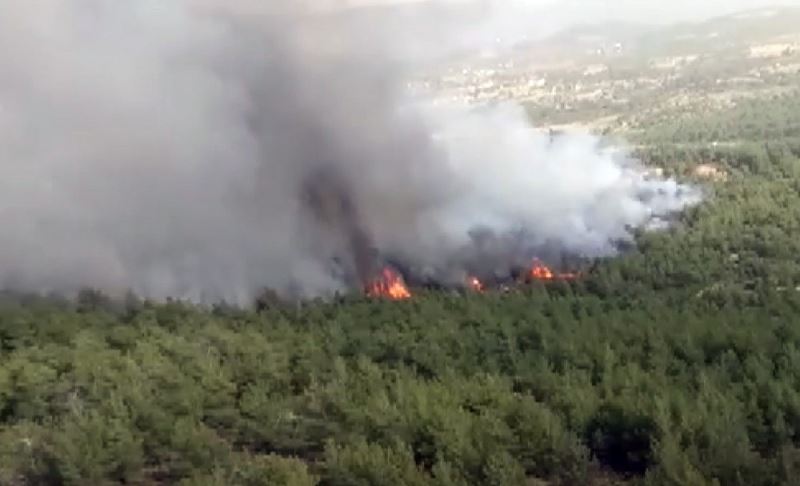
left=5, top=93, right=800, bottom=485
left=634, top=91, right=800, bottom=147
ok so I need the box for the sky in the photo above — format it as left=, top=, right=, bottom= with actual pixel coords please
left=355, top=0, right=800, bottom=21
left=478, top=0, right=800, bottom=41
left=315, top=0, right=800, bottom=51
left=509, top=0, right=800, bottom=25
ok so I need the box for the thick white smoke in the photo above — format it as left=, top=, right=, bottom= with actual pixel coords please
left=0, top=0, right=700, bottom=303
left=417, top=103, right=699, bottom=255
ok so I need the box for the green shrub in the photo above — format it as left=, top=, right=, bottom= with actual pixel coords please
left=323, top=439, right=430, bottom=486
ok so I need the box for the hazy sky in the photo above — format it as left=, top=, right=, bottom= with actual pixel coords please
left=344, top=0, right=800, bottom=21
left=513, top=0, right=800, bottom=25
left=471, top=0, right=800, bottom=42
left=330, top=0, right=800, bottom=48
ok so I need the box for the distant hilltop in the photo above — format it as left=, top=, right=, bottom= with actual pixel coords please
left=508, top=6, right=800, bottom=65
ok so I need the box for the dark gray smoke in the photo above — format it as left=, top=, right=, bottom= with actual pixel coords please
left=0, top=1, right=700, bottom=304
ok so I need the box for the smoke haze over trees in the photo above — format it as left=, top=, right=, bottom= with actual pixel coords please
left=0, top=0, right=697, bottom=303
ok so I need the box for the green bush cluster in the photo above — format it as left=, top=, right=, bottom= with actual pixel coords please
left=3, top=279, right=800, bottom=485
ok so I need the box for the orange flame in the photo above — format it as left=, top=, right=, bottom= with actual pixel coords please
left=467, top=276, right=485, bottom=292
left=529, top=260, right=579, bottom=282
left=366, top=267, right=412, bottom=300
left=529, top=261, right=555, bottom=281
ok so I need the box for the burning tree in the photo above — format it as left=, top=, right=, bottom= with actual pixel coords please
left=365, top=267, right=412, bottom=300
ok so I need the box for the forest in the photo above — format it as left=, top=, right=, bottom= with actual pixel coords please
left=4, top=91, right=800, bottom=485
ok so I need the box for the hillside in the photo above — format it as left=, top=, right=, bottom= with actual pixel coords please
left=522, top=7, right=800, bottom=61
left=5, top=72, right=800, bottom=486
left=4, top=116, right=800, bottom=483
left=6, top=5, right=800, bottom=486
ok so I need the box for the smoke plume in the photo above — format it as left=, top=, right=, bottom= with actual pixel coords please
left=0, top=0, right=700, bottom=304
